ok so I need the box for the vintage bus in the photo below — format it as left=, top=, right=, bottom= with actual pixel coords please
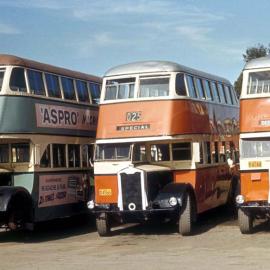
left=88, top=61, right=240, bottom=236
left=237, top=56, right=270, bottom=233
left=0, top=54, right=101, bottom=230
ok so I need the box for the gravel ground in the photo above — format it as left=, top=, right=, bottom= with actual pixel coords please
left=0, top=208, right=270, bottom=270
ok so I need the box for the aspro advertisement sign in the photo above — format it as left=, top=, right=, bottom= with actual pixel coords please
left=38, top=174, right=85, bottom=208
left=35, top=103, right=98, bottom=131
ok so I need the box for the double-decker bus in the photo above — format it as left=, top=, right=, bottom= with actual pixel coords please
left=89, top=61, right=239, bottom=236
left=237, top=56, right=270, bottom=233
left=0, top=54, right=101, bottom=230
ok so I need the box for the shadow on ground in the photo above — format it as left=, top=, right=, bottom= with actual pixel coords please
left=0, top=214, right=96, bottom=243
left=110, top=205, right=237, bottom=236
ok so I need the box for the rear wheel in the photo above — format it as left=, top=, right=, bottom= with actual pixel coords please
left=238, top=208, right=253, bottom=234
left=96, top=213, right=111, bottom=236
left=179, top=193, right=194, bottom=236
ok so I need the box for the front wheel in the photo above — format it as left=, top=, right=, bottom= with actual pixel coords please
left=179, top=193, right=195, bottom=236
left=96, top=213, right=111, bottom=237
left=238, top=208, right=253, bottom=234
left=7, top=207, right=28, bottom=231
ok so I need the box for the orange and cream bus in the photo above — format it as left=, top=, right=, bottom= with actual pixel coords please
left=237, top=56, right=270, bottom=233
left=88, top=61, right=239, bottom=236
left=0, top=54, right=101, bottom=230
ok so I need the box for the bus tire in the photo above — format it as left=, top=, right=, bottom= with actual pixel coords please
left=8, top=207, right=28, bottom=231
left=238, top=208, right=253, bottom=234
left=96, top=213, right=111, bottom=237
left=179, top=193, right=193, bottom=236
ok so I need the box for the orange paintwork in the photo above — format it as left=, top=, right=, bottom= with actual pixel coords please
left=95, top=175, right=118, bottom=204
left=174, top=166, right=232, bottom=213
left=240, top=98, right=270, bottom=133
left=97, top=100, right=239, bottom=139
left=240, top=171, right=269, bottom=202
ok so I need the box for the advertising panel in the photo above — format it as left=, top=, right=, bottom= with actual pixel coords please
left=35, top=103, right=98, bottom=131
left=38, top=174, right=86, bottom=208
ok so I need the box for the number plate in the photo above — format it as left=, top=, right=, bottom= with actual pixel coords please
left=99, top=189, right=112, bottom=196
left=248, top=161, right=262, bottom=168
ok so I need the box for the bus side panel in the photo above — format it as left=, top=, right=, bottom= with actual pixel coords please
left=95, top=175, right=118, bottom=204
left=32, top=172, right=90, bottom=222
left=174, top=166, right=231, bottom=213
left=13, top=173, right=34, bottom=193
left=240, top=98, right=270, bottom=133
left=240, top=171, right=269, bottom=202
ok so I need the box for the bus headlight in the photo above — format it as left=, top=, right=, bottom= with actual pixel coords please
left=236, top=195, right=245, bottom=204
left=87, top=200, right=95, bottom=209
left=169, top=197, right=178, bottom=206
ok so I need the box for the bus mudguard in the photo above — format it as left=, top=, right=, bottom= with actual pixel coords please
left=153, top=182, right=194, bottom=209
left=0, top=186, right=32, bottom=212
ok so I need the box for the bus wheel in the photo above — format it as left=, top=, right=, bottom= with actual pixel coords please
left=238, top=208, right=253, bottom=234
left=7, top=208, right=26, bottom=231
left=179, top=193, right=194, bottom=236
left=96, top=213, right=111, bottom=236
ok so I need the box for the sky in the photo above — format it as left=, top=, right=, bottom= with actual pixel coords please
left=0, top=0, right=269, bottom=83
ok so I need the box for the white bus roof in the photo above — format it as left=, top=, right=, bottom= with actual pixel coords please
left=104, top=60, right=231, bottom=84
left=244, top=56, right=270, bottom=70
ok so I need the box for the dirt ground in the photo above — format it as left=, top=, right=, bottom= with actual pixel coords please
left=0, top=208, right=270, bottom=270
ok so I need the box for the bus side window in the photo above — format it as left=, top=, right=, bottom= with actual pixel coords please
left=205, top=142, right=211, bottom=164
left=217, top=83, right=226, bottom=104
left=219, top=141, right=226, bottom=162
left=0, top=144, right=9, bottom=163
left=203, top=80, right=213, bottom=101
left=210, top=82, right=220, bottom=103
left=199, top=142, right=203, bottom=164
left=195, top=77, right=206, bottom=99
left=45, top=73, right=61, bottom=98
left=186, top=75, right=197, bottom=98
left=212, top=142, right=219, bottom=163
left=40, top=145, right=51, bottom=168
left=0, top=69, right=5, bottom=91
left=224, top=85, right=233, bottom=105
left=61, top=77, right=76, bottom=100
left=151, top=144, right=170, bottom=161
left=175, top=73, right=187, bottom=96
left=133, top=144, right=147, bottom=162
left=89, top=82, right=101, bottom=104
left=10, top=67, right=27, bottom=92
left=27, top=69, right=45, bottom=96
left=76, top=80, right=90, bottom=103
left=68, top=144, right=80, bottom=168
left=52, top=144, right=66, bottom=168
left=11, top=143, right=30, bottom=163
left=230, top=86, right=238, bottom=104
left=172, top=142, right=191, bottom=160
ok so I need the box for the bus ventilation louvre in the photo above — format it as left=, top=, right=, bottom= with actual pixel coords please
left=120, top=172, right=142, bottom=211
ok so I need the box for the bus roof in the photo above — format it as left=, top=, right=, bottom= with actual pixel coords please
left=0, top=54, right=101, bottom=82
left=104, top=60, right=231, bottom=84
left=244, top=55, right=270, bottom=70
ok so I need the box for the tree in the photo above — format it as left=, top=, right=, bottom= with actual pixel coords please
left=234, top=43, right=270, bottom=96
